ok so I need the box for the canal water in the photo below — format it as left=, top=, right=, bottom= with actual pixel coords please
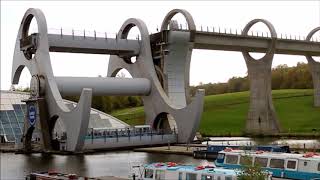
left=1, top=137, right=319, bottom=180
left=0, top=151, right=211, bottom=180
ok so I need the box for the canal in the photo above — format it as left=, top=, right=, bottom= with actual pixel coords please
left=0, top=151, right=210, bottom=179
left=1, top=137, right=319, bottom=179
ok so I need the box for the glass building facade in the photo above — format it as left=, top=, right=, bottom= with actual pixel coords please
left=0, top=90, right=128, bottom=143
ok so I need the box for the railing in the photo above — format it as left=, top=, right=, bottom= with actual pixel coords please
left=47, top=28, right=141, bottom=41
left=169, top=23, right=320, bottom=42
left=83, top=127, right=178, bottom=148
left=26, top=26, right=320, bottom=42
left=85, top=127, right=177, bottom=140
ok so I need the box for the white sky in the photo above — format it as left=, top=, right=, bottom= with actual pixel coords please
left=1, top=1, right=319, bottom=90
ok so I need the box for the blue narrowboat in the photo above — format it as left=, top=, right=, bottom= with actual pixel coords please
left=193, top=145, right=290, bottom=159
left=215, top=149, right=320, bottom=180
left=139, top=162, right=272, bottom=180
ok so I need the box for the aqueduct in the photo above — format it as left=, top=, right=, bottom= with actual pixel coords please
left=11, top=8, right=320, bottom=152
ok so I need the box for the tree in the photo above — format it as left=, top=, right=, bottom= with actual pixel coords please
left=237, top=155, right=269, bottom=180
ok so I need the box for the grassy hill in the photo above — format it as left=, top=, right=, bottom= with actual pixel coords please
left=111, top=89, right=320, bottom=136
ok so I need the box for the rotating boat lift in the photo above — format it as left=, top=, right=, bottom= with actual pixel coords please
left=11, top=8, right=320, bottom=152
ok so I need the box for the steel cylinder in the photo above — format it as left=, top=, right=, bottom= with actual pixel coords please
left=55, top=77, right=151, bottom=96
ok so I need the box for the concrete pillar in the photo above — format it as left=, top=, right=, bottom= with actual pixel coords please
left=306, top=27, right=320, bottom=107
left=241, top=19, right=281, bottom=134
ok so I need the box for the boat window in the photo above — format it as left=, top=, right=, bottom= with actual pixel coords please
left=217, top=153, right=225, bottom=159
left=216, top=153, right=225, bottom=164
left=254, top=157, right=268, bottom=167
left=155, top=170, right=165, bottom=180
left=286, top=160, right=296, bottom=169
left=144, top=169, right=153, bottom=178
left=270, top=159, right=284, bottom=169
left=318, top=163, right=320, bottom=171
left=186, top=173, right=197, bottom=180
left=201, top=175, right=213, bottom=180
left=240, top=156, right=253, bottom=165
left=225, top=155, right=239, bottom=164
left=225, top=176, right=232, bottom=180
left=304, top=161, right=307, bottom=166
left=179, top=172, right=183, bottom=180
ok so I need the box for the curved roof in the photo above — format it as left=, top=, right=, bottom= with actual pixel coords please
left=0, top=90, right=129, bottom=142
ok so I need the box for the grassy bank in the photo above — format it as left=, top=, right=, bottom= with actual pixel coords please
left=111, top=89, right=320, bottom=136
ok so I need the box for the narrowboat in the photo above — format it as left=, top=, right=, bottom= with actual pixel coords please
left=215, top=149, right=320, bottom=180
left=138, top=162, right=272, bottom=180
left=193, top=145, right=290, bottom=159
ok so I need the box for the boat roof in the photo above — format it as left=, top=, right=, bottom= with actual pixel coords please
left=220, top=149, right=320, bottom=161
left=144, top=163, right=238, bottom=176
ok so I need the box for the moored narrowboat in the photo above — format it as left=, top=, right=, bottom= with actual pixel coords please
left=215, top=149, right=320, bottom=180
left=193, top=145, right=290, bottom=159
left=138, top=162, right=272, bottom=180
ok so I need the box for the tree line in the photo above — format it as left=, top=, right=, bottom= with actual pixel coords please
left=64, top=95, right=143, bottom=113
left=190, top=62, right=313, bottom=96
left=15, top=62, right=312, bottom=113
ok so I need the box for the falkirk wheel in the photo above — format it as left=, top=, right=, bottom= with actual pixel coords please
left=11, top=8, right=204, bottom=152
left=11, top=8, right=320, bottom=152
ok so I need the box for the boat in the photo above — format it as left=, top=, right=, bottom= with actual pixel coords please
left=193, top=145, right=290, bottom=159
left=26, top=170, right=127, bottom=180
left=137, top=162, right=272, bottom=180
left=215, top=149, right=320, bottom=180
left=26, top=171, right=81, bottom=180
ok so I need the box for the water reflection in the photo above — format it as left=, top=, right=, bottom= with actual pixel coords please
left=1, top=151, right=210, bottom=179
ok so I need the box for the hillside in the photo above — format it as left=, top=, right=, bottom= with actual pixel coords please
left=111, top=89, right=320, bottom=136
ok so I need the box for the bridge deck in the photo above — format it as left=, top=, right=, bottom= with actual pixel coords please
left=46, top=31, right=320, bottom=56
left=193, top=31, right=320, bottom=56
left=150, top=30, right=320, bottom=56
left=47, top=34, right=140, bottom=56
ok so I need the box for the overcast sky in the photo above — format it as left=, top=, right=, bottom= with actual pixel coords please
left=1, top=1, right=319, bottom=90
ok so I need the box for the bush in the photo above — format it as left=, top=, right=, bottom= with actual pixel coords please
left=237, top=155, right=269, bottom=180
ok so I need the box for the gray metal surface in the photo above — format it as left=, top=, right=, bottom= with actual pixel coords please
left=47, top=34, right=139, bottom=56
left=107, top=14, right=204, bottom=143
left=55, top=77, right=151, bottom=96
left=193, top=31, right=320, bottom=56
left=83, top=134, right=177, bottom=150
left=12, top=8, right=93, bottom=151
left=12, top=8, right=204, bottom=151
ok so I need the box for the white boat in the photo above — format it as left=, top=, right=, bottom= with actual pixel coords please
left=215, top=148, right=320, bottom=180
left=136, top=162, right=272, bottom=180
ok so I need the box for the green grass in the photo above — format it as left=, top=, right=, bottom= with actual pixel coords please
left=111, top=89, right=320, bottom=136
left=111, top=106, right=145, bottom=125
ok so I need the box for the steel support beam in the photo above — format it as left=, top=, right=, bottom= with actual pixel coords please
left=189, top=31, right=320, bottom=56
left=47, top=34, right=140, bottom=56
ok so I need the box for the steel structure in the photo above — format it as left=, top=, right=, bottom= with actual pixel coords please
left=11, top=8, right=319, bottom=152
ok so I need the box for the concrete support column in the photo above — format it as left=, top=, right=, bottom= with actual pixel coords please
left=242, top=19, right=281, bottom=134
left=306, top=27, right=320, bottom=107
